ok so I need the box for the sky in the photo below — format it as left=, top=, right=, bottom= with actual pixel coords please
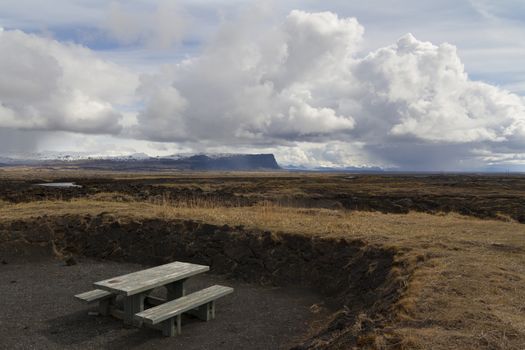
left=0, top=0, right=525, bottom=171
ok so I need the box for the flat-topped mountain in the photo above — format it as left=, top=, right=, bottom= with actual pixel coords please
left=170, top=154, right=280, bottom=170
left=0, top=153, right=281, bottom=171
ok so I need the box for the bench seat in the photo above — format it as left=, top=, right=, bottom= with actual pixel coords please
left=75, top=289, right=116, bottom=316
left=134, top=285, right=233, bottom=336
left=75, top=289, right=113, bottom=303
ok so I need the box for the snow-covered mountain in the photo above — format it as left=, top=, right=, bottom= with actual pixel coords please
left=0, top=153, right=281, bottom=171
left=2, top=151, right=151, bottom=162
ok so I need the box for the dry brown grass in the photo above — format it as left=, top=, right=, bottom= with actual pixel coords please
left=0, top=194, right=524, bottom=349
left=0, top=166, right=291, bottom=181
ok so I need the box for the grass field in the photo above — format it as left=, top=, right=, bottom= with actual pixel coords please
left=0, top=168, right=524, bottom=349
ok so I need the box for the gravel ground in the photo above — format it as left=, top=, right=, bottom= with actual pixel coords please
left=0, top=256, right=330, bottom=350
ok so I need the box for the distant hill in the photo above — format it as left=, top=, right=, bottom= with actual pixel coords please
left=0, top=153, right=281, bottom=171
left=283, top=164, right=384, bottom=173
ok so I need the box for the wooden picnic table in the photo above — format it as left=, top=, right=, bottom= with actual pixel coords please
left=93, top=261, right=209, bottom=325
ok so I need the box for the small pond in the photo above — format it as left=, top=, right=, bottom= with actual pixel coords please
left=36, top=182, right=82, bottom=188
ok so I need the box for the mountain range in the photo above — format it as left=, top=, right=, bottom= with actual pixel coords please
left=0, top=153, right=281, bottom=171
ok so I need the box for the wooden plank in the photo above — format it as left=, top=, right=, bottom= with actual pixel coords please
left=109, top=306, right=165, bottom=332
left=187, top=301, right=215, bottom=321
left=145, top=295, right=166, bottom=306
left=135, top=285, right=233, bottom=325
left=74, top=289, right=113, bottom=303
left=166, top=279, right=185, bottom=300
left=94, top=261, right=209, bottom=296
left=98, top=296, right=116, bottom=316
left=162, top=315, right=181, bottom=336
left=124, top=293, right=146, bottom=326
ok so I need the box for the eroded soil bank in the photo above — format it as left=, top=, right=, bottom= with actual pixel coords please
left=0, top=214, right=412, bottom=349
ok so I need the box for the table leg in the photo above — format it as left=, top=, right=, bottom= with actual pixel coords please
left=162, top=314, right=182, bottom=337
left=98, top=295, right=116, bottom=316
left=123, top=293, right=146, bottom=326
left=189, top=301, right=215, bottom=321
left=166, top=279, right=186, bottom=300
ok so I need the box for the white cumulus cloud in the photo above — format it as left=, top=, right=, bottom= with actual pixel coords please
left=1, top=7, right=525, bottom=170
left=132, top=10, right=525, bottom=169
left=0, top=29, right=138, bottom=134
left=354, top=33, right=525, bottom=144
left=134, top=10, right=361, bottom=143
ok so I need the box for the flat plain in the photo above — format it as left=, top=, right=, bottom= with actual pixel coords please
left=0, top=167, right=524, bottom=349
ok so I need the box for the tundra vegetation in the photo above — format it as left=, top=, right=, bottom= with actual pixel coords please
left=0, top=167, right=524, bottom=349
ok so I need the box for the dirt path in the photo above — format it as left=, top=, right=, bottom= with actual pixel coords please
left=0, top=257, right=330, bottom=350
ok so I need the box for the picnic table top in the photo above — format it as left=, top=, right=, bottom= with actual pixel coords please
left=94, top=261, right=209, bottom=296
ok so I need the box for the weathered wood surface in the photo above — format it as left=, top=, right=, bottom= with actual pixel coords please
left=108, top=306, right=166, bottom=332
left=166, top=279, right=185, bottom=299
left=145, top=295, right=165, bottom=306
left=124, top=292, right=147, bottom=326
left=93, top=261, right=209, bottom=296
left=162, top=315, right=182, bottom=336
left=187, top=301, right=215, bottom=321
left=74, top=289, right=113, bottom=303
left=135, top=285, right=233, bottom=325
